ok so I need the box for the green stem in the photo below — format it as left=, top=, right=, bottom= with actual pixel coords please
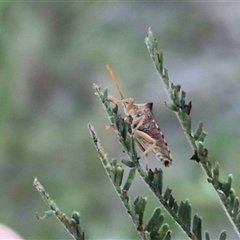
left=93, top=85, right=198, bottom=239
left=145, top=27, right=240, bottom=238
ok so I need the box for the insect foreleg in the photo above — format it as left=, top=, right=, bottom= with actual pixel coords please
left=108, top=95, right=122, bottom=105
left=131, top=115, right=145, bottom=133
left=108, top=95, right=134, bottom=116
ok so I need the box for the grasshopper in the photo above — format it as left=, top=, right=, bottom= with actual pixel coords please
left=106, top=64, right=172, bottom=168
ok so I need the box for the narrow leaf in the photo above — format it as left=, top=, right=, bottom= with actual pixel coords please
left=122, top=159, right=136, bottom=168
left=233, top=197, right=240, bottom=216
left=182, top=200, right=191, bottom=230
left=205, top=231, right=210, bottom=240
left=163, top=187, right=172, bottom=202
left=192, top=214, right=202, bottom=240
left=123, top=168, right=136, bottom=191
left=114, top=166, right=124, bottom=187
left=178, top=201, right=185, bottom=221
left=164, top=101, right=179, bottom=112
left=158, top=224, right=170, bottom=239
left=219, top=231, right=227, bottom=240
left=146, top=208, right=164, bottom=233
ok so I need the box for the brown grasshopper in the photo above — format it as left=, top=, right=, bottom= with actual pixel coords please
left=106, top=64, right=172, bottom=168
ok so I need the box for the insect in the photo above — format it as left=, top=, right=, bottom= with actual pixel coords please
left=106, top=64, right=172, bottom=169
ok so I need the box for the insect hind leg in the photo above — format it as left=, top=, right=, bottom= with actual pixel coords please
left=135, top=129, right=170, bottom=167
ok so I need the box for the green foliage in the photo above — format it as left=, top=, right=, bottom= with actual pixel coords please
left=34, top=29, right=240, bottom=240
left=33, top=178, right=84, bottom=240
left=88, top=124, right=171, bottom=240
left=145, top=28, right=240, bottom=237
left=92, top=84, right=201, bottom=239
left=88, top=29, right=240, bottom=239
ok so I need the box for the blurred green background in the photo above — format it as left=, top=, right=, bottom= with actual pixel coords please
left=1, top=2, right=240, bottom=239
